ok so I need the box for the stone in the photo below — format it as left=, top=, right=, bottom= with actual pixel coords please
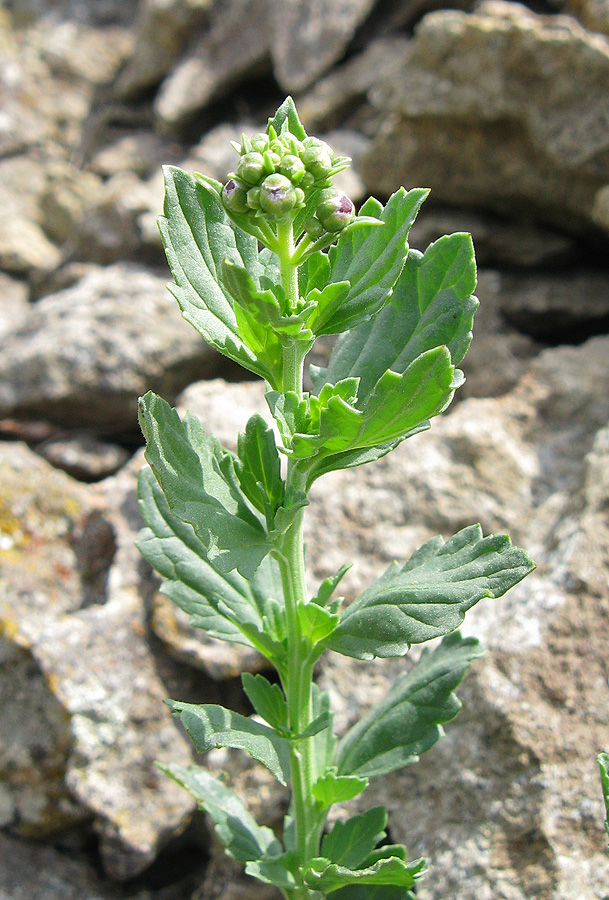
left=562, top=0, right=609, bottom=35
left=0, top=272, right=29, bottom=339
left=35, top=431, right=131, bottom=481
left=0, top=157, right=61, bottom=275
left=271, top=0, right=377, bottom=93
left=89, top=131, right=166, bottom=179
left=0, top=441, right=196, bottom=878
left=0, top=263, right=221, bottom=433
left=362, top=1, right=609, bottom=237
left=154, top=0, right=272, bottom=136
left=39, top=161, right=103, bottom=245
left=499, top=268, right=609, bottom=341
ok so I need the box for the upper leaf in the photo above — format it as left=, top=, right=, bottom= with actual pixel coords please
left=235, top=413, right=286, bottom=529
left=139, top=392, right=272, bottom=579
left=168, top=701, right=291, bottom=786
left=302, top=855, right=424, bottom=894
left=335, top=632, right=484, bottom=779
left=308, top=189, right=429, bottom=335
left=159, top=167, right=283, bottom=384
left=321, top=807, right=388, bottom=870
left=159, top=763, right=282, bottom=863
left=327, top=524, right=535, bottom=660
left=312, top=232, right=478, bottom=400
left=267, top=95, right=307, bottom=141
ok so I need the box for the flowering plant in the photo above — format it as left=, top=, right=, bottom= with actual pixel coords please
left=137, top=98, right=534, bottom=899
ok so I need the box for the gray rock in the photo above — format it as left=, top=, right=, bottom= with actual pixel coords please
left=0, top=272, right=29, bottom=339
left=271, top=0, right=377, bottom=93
left=115, top=0, right=213, bottom=100
left=561, top=0, right=609, bottom=35
left=0, top=263, right=221, bottom=432
left=362, top=1, right=609, bottom=237
left=0, top=157, right=61, bottom=275
left=35, top=431, right=131, bottom=481
left=499, top=269, right=609, bottom=340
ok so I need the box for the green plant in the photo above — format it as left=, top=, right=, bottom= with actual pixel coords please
left=599, top=753, right=609, bottom=853
left=136, top=98, right=535, bottom=899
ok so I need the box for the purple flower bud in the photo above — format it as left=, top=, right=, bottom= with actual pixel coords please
left=259, top=173, right=298, bottom=218
left=316, top=188, right=355, bottom=233
left=221, top=178, right=249, bottom=214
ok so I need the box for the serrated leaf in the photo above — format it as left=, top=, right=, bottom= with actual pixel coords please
left=137, top=465, right=278, bottom=651
left=245, top=856, right=299, bottom=889
left=328, top=524, right=535, bottom=660
left=159, top=167, right=280, bottom=384
left=298, top=601, right=340, bottom=648
left=312, top=770, right=369, bottom=808
left=159, top=763, right=282, bottom=863
left=235, top=414, right=285, bottom=527
left=267, top=96, right=307, bottom=141
left=242, top=673, right=288, bottom=733
left=168, top=701, right=291, bottom=785
left=303, top=855, right=425, bottom=893
left=313, top=232, right=478, bottom=400
left=313, top=564, right=352, bottom=607
left=317, top=188, right=429, bottom=335
left=322, top=807, right=388, bottom=870
left=139, top=392, right=272, bottom=579
left=335, top=632, right=484, bottom=779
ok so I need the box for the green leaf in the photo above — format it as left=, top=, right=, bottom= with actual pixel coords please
left=312, top=684, right=337, bottom=771
left=332, top=887, right=416, bottom=900
left=598, top=752, right=609, bottom=846
left=312, top=770, right=369, bottom=808
left=317, top=189, right=429, bottom=335
left=159, top=167, right=280, bottom=384
left=322, top=807, right=388, bottom=870
left=245, top=856, right=299, bottom=889
left=168, top=701, right=291, bottom=786
left=267, top=96, right=307, bottom=141
left=137, top=465, right=279, bottom=652
left=139, top=392, right=272, bottom=579
left=335, top=632, right=484, bottom=779
left=159, top=763, right=282, bottom=863
left=313, top=564, right=352, bottom=607
left=328, top=524, right=536, bottom=660
left=302, top=855, right=425, bottom=894
left=241, top=673, right=288, bottom=733
left=298, top=601, right=340, bottom=648
left=312, top=232, right=478, bottom=400
left=235, top=414, right=285, bottom=528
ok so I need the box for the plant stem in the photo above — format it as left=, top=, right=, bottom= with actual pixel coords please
left=276, top=217, right=320, bottom=882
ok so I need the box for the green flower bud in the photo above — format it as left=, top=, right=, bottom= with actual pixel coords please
left=316, top=187, right=355, bottom=232
left=304, top=216, right=324, bottom=239
left=246, top=186, right=261, bottom=209
left=279, top=154, right=306, bottom=184
left=259, top=173, right=298, bottom=218
left=302, top=138, right=334, bottom=181
left=300, top=171, right=315, bottom=190
left=250, top=132, right=268, bottom=152
left=221, top=177, right=249, bottom=214
left=237, top=151, right=265, bottom=185
left=263, top=150, right=282, bottom=174
left=294, top=187, right=305, bottom=206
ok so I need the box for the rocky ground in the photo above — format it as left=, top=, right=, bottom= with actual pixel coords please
left=1, top=0, right=609, bottom=897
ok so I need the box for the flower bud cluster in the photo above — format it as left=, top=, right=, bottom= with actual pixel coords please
left=221, top=125, right=355, bottom=235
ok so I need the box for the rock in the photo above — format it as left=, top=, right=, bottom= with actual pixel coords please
left=39, top=161, right=103, bottom=245
left=362, top=1, right=609, bottom=237
left=185, top=123, right=257, bottom=184
left=35, top=431, right=131, bottom=481
left=89, top=131, right=166, bottom=179
left=115, top=0, right=213, bottom=100
left=0, top=263, right=221, bottom=433
left=499, top=269, right=609, bottom=341
left=0, top=272, right=29, bottom=339
left=176, top=378, right=269, bottom=451
left=0, top=157, right=61, bottom=275
left=271, top=0, right=377, bottom=93
left=561, top=0, right=609, bottom=36
left=0, top=441, right=196, bottom=878
left=154, top=0, right=272, bottom=136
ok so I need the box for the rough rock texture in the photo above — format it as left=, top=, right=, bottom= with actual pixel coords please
left=0, top=263, right=220, bottom=433
left=362, top=1, right=609, bottom=237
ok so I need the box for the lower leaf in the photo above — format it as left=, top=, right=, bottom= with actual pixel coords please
left=302, top=855, right=425, bottom=894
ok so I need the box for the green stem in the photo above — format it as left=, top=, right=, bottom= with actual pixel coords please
left=276, top=217, right=320, bottom=881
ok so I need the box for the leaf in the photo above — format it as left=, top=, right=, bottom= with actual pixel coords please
left=317, top=189, right=429, bottom=335
left=313, top=564, right=352, bottom=607
left=137, top=465, right=276, bottom=651
left=312, top=770, right=369, bottom=808
left=311, top=684, right=337, bottom=771
left=298, top=601, right=340, bottom=648
left=598, top=752, right=609, bottom=846
left=241, top=673, right=288, bottom=733
left=168, top=701, right=291, bottom=786
left=332, top=887, right=416, bottom=900
left=139, top=392, right=272, bottom=579
left=312, top=232, right=478, bottom=400
left=235, top=414, right=285, bottom=528
left=267, top=95, right=307, bottom=141
left=159, top=763, right=282, bottom=863
left=158, top=167, right=279, bottom=384
left=335, top=632, right=484, bottom=779
left=328, top=524, right=536, bottom=660
left=245, top=856, right=299, bottom=889
left=302, top=855, right=425, bottom=894
left=322, top=807, right=388, bottom=870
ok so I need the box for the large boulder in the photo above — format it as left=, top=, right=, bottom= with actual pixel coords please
left=362, top=1, right=609, bottom=239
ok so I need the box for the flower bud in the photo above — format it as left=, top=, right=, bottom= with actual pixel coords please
left=279, top=154, right=306, bottom=184
left=237, top=152, right=265, bottom=185
left=250, top=132, right=268, bottom=153
left=221, top=178, right=249, bottom=214
left=246, top=186, right=261, bottom=209
left=316, top=188, right=355, bottom=232
left=302, top=138, right=333, bottom=181
left=259, top=173, right=298, bottom=218
left=304, top=216, right=324, bottom=239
